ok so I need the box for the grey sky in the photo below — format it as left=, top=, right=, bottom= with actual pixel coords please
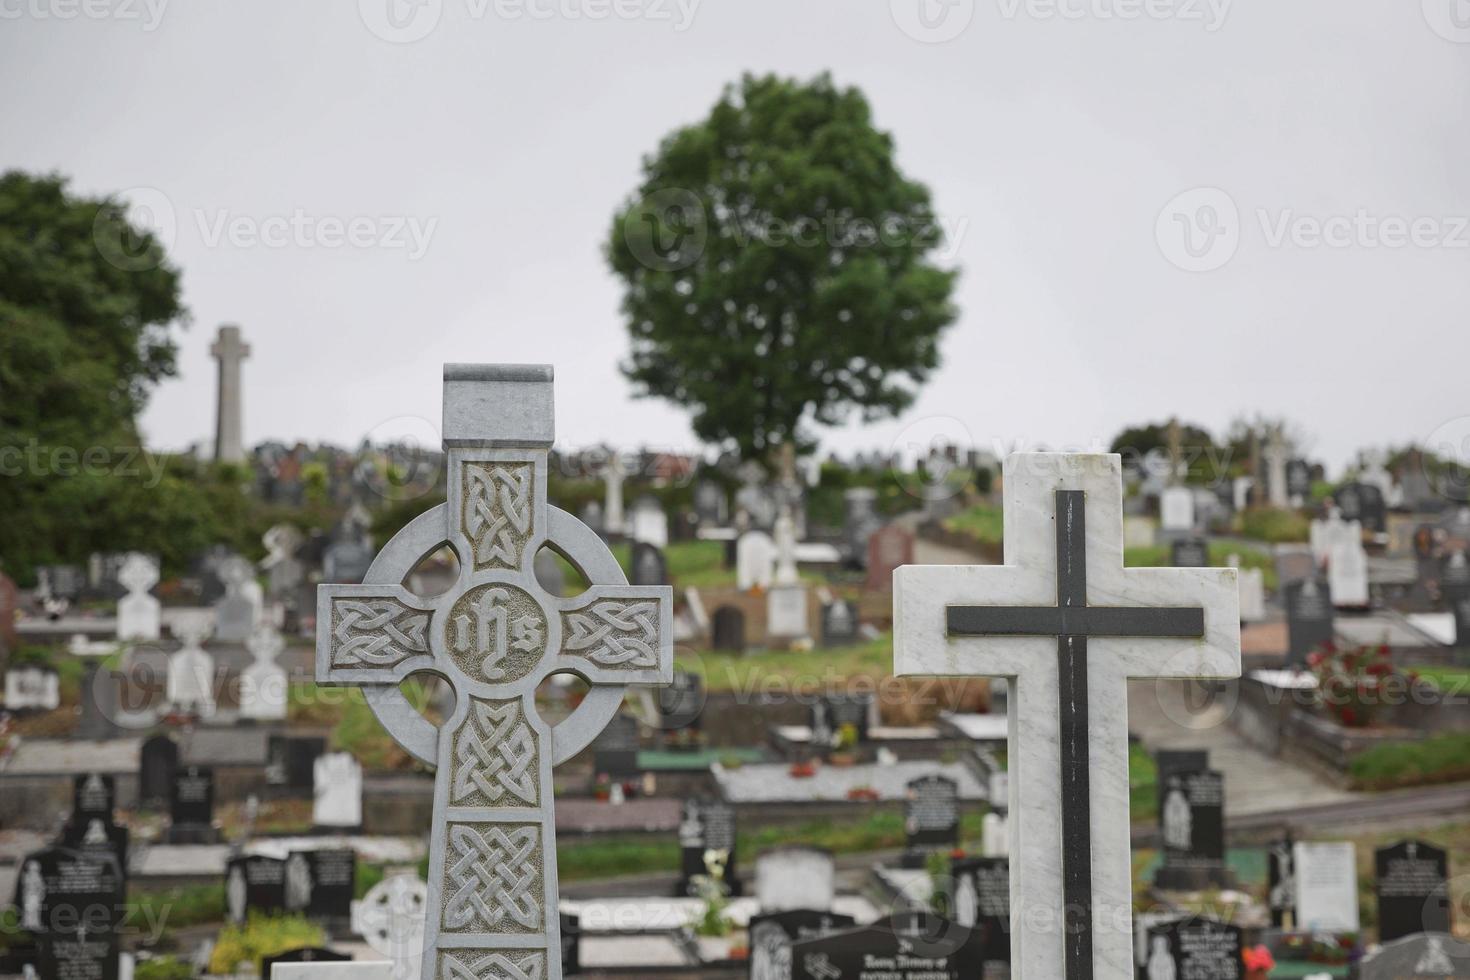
left=3, top=0, right=1467, bottom=476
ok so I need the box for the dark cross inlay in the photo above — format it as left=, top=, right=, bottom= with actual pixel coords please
left=946, top=490, right=1205, bottom=980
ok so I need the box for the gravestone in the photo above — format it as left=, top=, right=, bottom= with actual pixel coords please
left=748, top=910, right=858, bottom=980
left=1141, top=917, right=1242, bottom=980
left=630, top=541, right=668, bottom=587
left=169, top=765, right=216, bottom=842
left=657, top=670, right=704, bottom=735
left=592, top=713, right=641, bottom=783
left=3, top=664, right=60, bottom=711
left=1285, top=577, right=1335, bottom=666
left=819, top=599, right=859, bottom=648
left=1160, top=486, right=1195, bottom=532
left=734, top=463, right=778, bottom=530
left=1154, top=750, right=1209, bottom=791
left=1267, top=835, right=1296, bottom=928
left=1293, top=840, right=1360, bottom=932
left=263, top=524, right=306, bottom=602
left=226, top=854, right=288, bottom=923
left=1328, top=534, right=1370, bottom=608
left=215, top=554, right=264, bottom=643
left=1443, top=549, right=1470, bottom=647
left=324, top=504, right=376, bottom=585
left=950, top=856, right=1010, bottom=966
left=313, top=752, right=363, bottom=829
left=843, top=487, right=881, bottom=566
left=263, top=946, right=351, bottom=977
left=1237, top=567, right=1266, bottom=623
left=1170, top=537, right=1209, bottom=568
left=866, top=523, right=915, bottom=592
left=560, top=912, right=580, bottom=976
left=903, top=774, right=960, bottom=863
left=240, top=624, right=289, bottom=721
left=766, top=583, right=809, bottom=640
left=1375, top=840, right=1451, bottom=943
left=755, top=846, right=835, bottom=914
left=982, top=812, right=1009, bottom=857
left=1286, top=459, right=1312, bottom=499
left=116, top=553, right=161, bottom=641
left=812, top=692, right=873, bottom=747
left=676, top=798, right=740, bottom=897
left=1274, top=545, right=1316, bottom=588
left=737, top=530, right=776, bottom=591
left=693, top=480, right=727, bottom=527
left=629, top=495, right=669, bottom=548
left=790, top=911, right=985, bottom=980
left=268, top=735, right=325, bottom=791
left=1357, top=932, right=1470, bottom=979
left=139, top=734, right=178, bottom=804
left=78, top=662, right=122, bottom=740
left=712, top=606, right=746, bottom=653
left=893, top=453, right=1240, bottom=976
left=166, top=610, right=217, bottom=716
left=285, top=848, right=357, bottom=920
left=16, top=844, right=125, bottom=980
left=314, top=365, right=674, bottom=980
left=1155, top=769, right=1228, bottom=890
left=60, top=774, right=129, bottom=874
left=533, top=548, right=566, bottom=597
left=352, top=873, right=428, bottom=980
left=579, top=500, right=604, bottom=536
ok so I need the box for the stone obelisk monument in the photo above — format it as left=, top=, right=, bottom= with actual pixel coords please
left=211, top=324, right=251, bottom=464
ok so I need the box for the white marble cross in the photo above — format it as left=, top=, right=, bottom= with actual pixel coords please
left=317, top=365, right=673, bottom=980
left=894, top=454, right=1239, bottom=978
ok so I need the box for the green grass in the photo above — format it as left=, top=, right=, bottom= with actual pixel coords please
left=944, top=504, right=1005, bottom=546
left=1129, top=743, right=1158, bottom=822
left=676, top=632, right=896, bottom=693
left=289, top=682, right=437, bottom=770
left=1235, top=507, right=1311, bottom=544
left=1406, top=665, right=1470, bottom=696
left=1124, top=542, right=1278, bottom=590
left=132, top=882, right=228, bottom=933
left=1349, top=730, right=1470, bottom=790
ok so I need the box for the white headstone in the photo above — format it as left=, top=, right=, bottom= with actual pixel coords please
left=628, top=496, right=668, bottom=549
left=1160, top=486, right=1195, bottom=532
left=166, top=611, right=217, bottom=716
left=1293, top=841, right=1360, bottom=932
left=116, top=553, right=161, bottom=641
left=982, top=811, right=1009, bottom=858
left=239, top=624, right=289, bottom=721
left=4, top=666, right=60, bottom=711
left=1328, top=536, right=1370, bottom=609
left=1237, top=568, right=1266, bottom=623
left=755, top=847, right=834, bottom=913
left=214, top=555, right=263, bottom=643
left=766, top=584, right=809, bottom=640
left=893, top=453, right=1239, bottom=976
left=313, top=752, right=363, bottom=828
left=352, top=874, right=428, bottom=980
left=737, top=531, right=776, bottom=591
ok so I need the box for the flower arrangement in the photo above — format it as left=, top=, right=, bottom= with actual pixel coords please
left=691, top=849, right=732, bottom=937
left=1306, top=641, right=1395, bottom=728
left=1242, top=944, right=1275, bottom=979
left=789, top=760, right=817, bottom=778
left=846, top=785, right=879, bottom=801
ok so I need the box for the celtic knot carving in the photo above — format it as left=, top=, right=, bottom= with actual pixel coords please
left=463, top=462, right=534, bottom=571
left=441, top=950, right=546, bottom=980
left=561, top=600, right=660, bottom=669
left=330, top=598, right=430, bottom=668
left=452, top=699, right=539, bottom=807
left=443, top=823, right=542, bottom=934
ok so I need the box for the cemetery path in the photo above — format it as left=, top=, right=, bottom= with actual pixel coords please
left=894, top=513, right=988, bottom=566
left=1127, top=678, right=1362, bottom=818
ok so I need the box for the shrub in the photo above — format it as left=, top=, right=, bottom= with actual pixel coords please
left=134, top=956, right=194, bottom=980
left=207, top=913, right=325, bottom=975
left=1236, top=507, right=1310, bottom=544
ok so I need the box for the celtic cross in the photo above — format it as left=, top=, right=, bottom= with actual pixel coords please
left=317, top=364, right=673, bottom=980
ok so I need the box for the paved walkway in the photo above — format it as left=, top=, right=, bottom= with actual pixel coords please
left=1127, top=677, right=1360, bottom=818
left=894, top=512, right=988, bottom=566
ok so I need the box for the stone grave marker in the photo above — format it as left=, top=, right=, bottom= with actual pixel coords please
left=1376, top=839, right=1451, bottom=943
left=1170, top=537, right=1209, bottom=568
left=1443, top=549, right=1470, bottom=647
left=1142, top=917, right=1242, bottom=980
left=657, top=670, right=703, bottom=736
left=791, top=911, right=985, bottom=979
left=286, top=848, right=357, bottom=920
left=819, top=599, right=859, bottom=648
left=737, top=530, right=776, bottom=591
left=893, top=453, right=1240, bottom=976
left=116, top=552, right=161, bottom=641
left=903, top=774, right=960, bottom=863
left=1357, top=932, right=1470, bottom=979
left=867, top=523, right=915, bottom=592
left=812, top=692, right=873, bottom=748
left=532, top=548, right=566, bottom=597
left=1267, top=834, right=1296, bottom=928
left=60, top=774, right=129, bottom=877
left=843, top=487, right=881, bottom=566
left=766, top=582, right=809, bottom=641
left=324, top=505, right=376, bottom=584
left=227, top=854, right=288, bottom=923
left=711, top=606, right=746, bottom=652
left=139, top=734, right=178, bottom=804
left=1293, top=840, right=1360, bottom=932
left=592, top=713, right=641, bottom=783
left=982, top=812, right=1008, bottom=857
left=734, top=463, right=778, bottom=530
left=1329, top=533, right=1370, bottom=608
left=1274, top=544, right=1316, bottom=588
left=1233, top=562, right=1266, bottom=623
left=630, top=541, right=668, bottom=587
left=351, top=873, right=428, bottom=980
left=676, top=798, right=740, bottom=897
left=268, top=734, right=326, bottom=791
left=1160, top=485, right=1195, bottom=533
left=313, top=752, right=363, bottom=829
left=240, top=623, right=289, bottom=721
left=1286, top=459, right=1312, bottom=500
left=755, top=846, right=835, bottom=914
left=748, top=910, right=857, bottom=980
left=16, top=843, right=125, bottom=980
left=629, top=494, right=669, bottom=548
left=263, top=946, right=352, bottom=977
left=166, top=610, right=217, bottom=716
left=693, top=479, right=727, bottom=527
left=169, top=765, right=216, bottom=842
left=263, top=523, right=306, bottom=603
left=1285, top=576, right=1335, bottom=665
left=314, top=364, right=673, bottom=980
left=216, top=554, right=264, bottom=642
left=951, top=856, right=1010, bottom=966
left=3, top=663, right=60, bottom=712
left=1155, top=768, right=1227, bottom=890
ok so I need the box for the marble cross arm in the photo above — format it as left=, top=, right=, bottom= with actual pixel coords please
left=316, top=583, right=437, bottom=685
left=552, top=585, right=675, bottom=687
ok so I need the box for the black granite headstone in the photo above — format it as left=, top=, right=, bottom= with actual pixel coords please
left=1375, top=840, right=1451, bottom=943
left=712, top=606, right=746, bottom=652
left=592, top=713, right=640, bottom=781
left=820, top=600, right=860, bottom=648
left=657, top=671, right=704, bottom=735
left=139, top=734, right=178, bottom=805
left=790, top=911, right=985, bottom=979
left=169, top=766, right=215, bottom=829
left=59, top=775, right=129, bottom=881
left=15, top=844, right=125, bottom=980
left=1171, top=537, right=1210, bottom=568
left=904, top=775, right=960, bottom=856
left=267, top=735, right=325, bottom=791
left=1286, top=459, right=1312, bottom=498
left=1285, top=577, right=1335, bottom=666
left=747, top=909, right=858, bottom=979
left=676, top=798, right=741, bottom=897
left=225, top=855, right=288, bottom=924
left=950, top=856, right=1010, bottom=965
left=1141, top=917, right=1242, bottom=980
left=1155, top=769, right=1228, bottom=890
left=561, top=912, right=580, bottom=975
left=283, top=849, right=356, bottom=920
left=814, top=692, right=873, bottom=746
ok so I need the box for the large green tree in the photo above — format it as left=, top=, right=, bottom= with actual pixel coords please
left=0, top=171, right=189, bottom=580
left=607, top=73, right=959, bottom=463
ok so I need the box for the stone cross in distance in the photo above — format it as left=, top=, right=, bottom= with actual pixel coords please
left=317, top=365, right=673, bottom=980
left=894, top=453, right=1239, bottom=979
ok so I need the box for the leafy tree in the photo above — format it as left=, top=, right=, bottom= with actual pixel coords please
left=0, top=171, right=188, bottom=580
left=606, top=73, right=959, bottom=465
left=1109, top=420, right=1224, bottom=484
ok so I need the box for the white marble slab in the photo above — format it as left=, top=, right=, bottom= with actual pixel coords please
left=940, top=711, right=1009, bottom=742
left=1407, top=612, right=1457, bottom=646
left=774, top=724, right=941, bottom=744
left=713, top=760, right=983, bottom=803
left=1249, top=669, right=1318, bottom=691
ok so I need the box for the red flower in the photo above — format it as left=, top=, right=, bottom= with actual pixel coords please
left=1243, top=945, right=1276, bottom=971
left=1307, top=652, right=1326, bottom=668
left=1366, top=662, right=1392, bottom=677
left=1340, top=707, right=1358, bottom=725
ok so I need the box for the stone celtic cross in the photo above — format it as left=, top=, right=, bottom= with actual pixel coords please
left=894, top=453, right=1239, bottom=979
left=317, top=365, right=673, bottom=980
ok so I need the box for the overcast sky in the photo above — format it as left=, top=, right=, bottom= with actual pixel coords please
left=4, top=0, right=1467, bottom=476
